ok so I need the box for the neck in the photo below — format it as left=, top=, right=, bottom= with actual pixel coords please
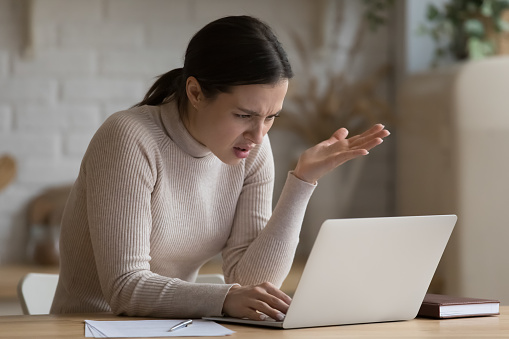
left=181, top=102, right=203, bottom=146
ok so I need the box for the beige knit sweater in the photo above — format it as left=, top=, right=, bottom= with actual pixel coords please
left=50, top=101, right=316, bottom=318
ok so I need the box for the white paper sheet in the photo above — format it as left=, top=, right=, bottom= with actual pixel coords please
left=84, top=319, right=235, bottom=337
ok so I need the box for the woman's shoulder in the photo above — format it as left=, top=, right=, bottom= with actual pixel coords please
left=81, top=106, right=170, bottom=165
left=102, top=106, right=152, bottom=131
left=96, top=106, right=165, bottom=145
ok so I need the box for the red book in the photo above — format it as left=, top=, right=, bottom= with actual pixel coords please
left=417, top=294, right=500, bottom=319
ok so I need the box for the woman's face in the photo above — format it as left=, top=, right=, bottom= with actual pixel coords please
left=185, top=79, right=288, bottom=165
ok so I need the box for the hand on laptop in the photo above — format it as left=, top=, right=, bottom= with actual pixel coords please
left=293, top=124, right=390, bottom=184
left=222, top=282, right=291, bottom=321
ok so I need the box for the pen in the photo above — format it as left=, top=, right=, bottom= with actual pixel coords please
left=169, top=319, right=193, bottom=332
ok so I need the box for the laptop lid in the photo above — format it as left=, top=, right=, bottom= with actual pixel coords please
left=282, top=214, right=456, bottom=329
left=205, top=215, right=456, bottom=329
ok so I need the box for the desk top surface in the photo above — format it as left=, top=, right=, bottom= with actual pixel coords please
left=0, top=307, right=507, bottom=339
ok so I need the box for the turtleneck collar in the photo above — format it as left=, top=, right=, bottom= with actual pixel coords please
left=159, top=101, right=211, bottom=158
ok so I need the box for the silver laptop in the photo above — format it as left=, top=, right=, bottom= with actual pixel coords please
left=204, top=215, right=457, bottom=329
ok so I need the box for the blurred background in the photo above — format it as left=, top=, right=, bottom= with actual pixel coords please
left=1, top=0, right=509, bottom=314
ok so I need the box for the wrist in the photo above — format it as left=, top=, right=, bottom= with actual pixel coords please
left=222, top=284, right=241, bottom=316
left=292, top=169, right=316, bottom=185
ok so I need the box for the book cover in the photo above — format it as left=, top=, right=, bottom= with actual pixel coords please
left=417, top=294, right=500, bottom=319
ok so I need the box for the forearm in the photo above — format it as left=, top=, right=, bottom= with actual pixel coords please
left=106, top=271, right=234, bottom=317
left=223, top=172, right=316, bottom=286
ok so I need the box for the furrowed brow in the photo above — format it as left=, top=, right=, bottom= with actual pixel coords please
left=237, top=107, right=282, bottom=117
left=237, top=107, right=261, bottom=116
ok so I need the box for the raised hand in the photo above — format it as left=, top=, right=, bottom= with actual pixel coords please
left=222, top=282, right=291, bottom=321
left=293, top=124, right=390, bottom=184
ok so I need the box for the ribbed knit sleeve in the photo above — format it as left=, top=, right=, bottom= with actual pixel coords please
left=222, top=136, right=316, bottom=287
left=80, top=112, right=233, bottom=317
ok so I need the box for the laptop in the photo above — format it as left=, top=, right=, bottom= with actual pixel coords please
left=204, top=215, right=457, bottom=329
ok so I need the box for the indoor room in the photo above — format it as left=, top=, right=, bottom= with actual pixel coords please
left=0, top=0, right=508, bottom=337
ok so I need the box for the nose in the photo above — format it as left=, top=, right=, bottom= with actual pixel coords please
left=244, top=120, right=267, bottom=145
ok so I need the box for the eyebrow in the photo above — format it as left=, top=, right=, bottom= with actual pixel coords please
left=237, top=107, right=282, bottom=116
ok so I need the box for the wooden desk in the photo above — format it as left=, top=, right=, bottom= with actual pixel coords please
left=0, top=308, right=506, bottom=338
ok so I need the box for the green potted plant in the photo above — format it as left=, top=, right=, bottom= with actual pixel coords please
left=420, top=0, right=509, bottom=64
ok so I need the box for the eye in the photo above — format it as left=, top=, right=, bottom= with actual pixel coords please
left=235, top=114, right=251, bottom=119
left=266, top=114, right=280, bottom=121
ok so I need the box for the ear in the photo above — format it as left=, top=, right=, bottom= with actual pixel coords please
left=186, top=76, right=203, bottom=109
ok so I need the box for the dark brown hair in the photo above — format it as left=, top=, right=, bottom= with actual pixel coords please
left=133, top=16, right=293, bottom=117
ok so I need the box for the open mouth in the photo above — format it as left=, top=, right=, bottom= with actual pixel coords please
left=233, top=147, right=251, bottom=159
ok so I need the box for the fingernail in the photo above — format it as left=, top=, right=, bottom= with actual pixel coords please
left=276, top=313, right=285, bottom=321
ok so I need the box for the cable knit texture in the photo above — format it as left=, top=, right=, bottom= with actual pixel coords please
left=50, top=101, right=316, bottom=318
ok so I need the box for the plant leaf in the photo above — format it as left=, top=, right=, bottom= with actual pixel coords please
left=464, top=19, right=485, bottom=37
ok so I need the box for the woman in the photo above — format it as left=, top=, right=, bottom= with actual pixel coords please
left=50, top=15, right=389, bottom=321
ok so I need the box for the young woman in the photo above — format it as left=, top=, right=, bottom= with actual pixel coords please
left=50, top=15, right=389, bottom=321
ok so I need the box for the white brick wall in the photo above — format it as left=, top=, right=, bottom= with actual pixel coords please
left=146, top=23, right=200, bottom=53
left=33, top=0, right=103, bottom=23
left=31, top=23, right=59, bottom=50
left=193, top=0, right=319, bottom=26
left=106, top=0, right=191, bottom=22
left=100, top=51, right=184, bottom=76
left=0, top=106, right=11, bottom=132
left=18, top=158, right=81, bottom=185
left=0, top=51, right=8, bottom=78
left=0, top=0, right=393, bottom=264
left=0, top=134, right=59, bottom=158
left=0, top=79, right=58, bottom=104
left=194, top=0, right=286, bottom=22
left=13, top=50, right=97, bottom=76
left=62, top=78, right=146, bottom=102
left=60, top=23, right=145, bottom=49
left=64, top=132, right=96, bottom=157
left=15, top=104, right=101, bottom=132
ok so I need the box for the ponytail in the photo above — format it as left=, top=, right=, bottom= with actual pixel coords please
left=133, top=68, right=186, bottom=111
